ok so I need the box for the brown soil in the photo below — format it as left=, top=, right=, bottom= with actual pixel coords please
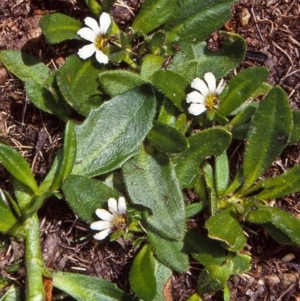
left=0, top=0, right=300, bottom=300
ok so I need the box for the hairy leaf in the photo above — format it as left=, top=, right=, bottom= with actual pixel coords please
left=99, top=70, right=149, bottom=97
left=40, top=13, right=81, bottom=44
left=53, top=271, right=136, bottom=301
left=164, top=0, right=238, bottom=45
left=151, top=70, right=189, bottom=111
left=147, top=121, right=188, bottom=153
left=57, top=55, right=104, bottom=115
left=148, top=230, right=189, bottom=273
left=246, top=204, right=300, bottom=245
left=72, top=85, right=156, bottom=177
left=174, top=128, right=232, bottom=188
left=132, top=0, right=177, bottom=35
left=62, top=175, right=119, bottom=223
left=0, top=144, right=38, bottom=193
left=197, top=261, right=233, bottom=295
left=0, top=50, right=50, bottom=84
left=219, top=67, right=269, bottom=116
left=168, top=33, right=246, bottom=83
left=242, top=87, right=292, bottom=191
left=129, top=244, right=156, bottom=301
left=206, top=207, right=246, bottom=251
left=123, top=147, right=186, bottom=240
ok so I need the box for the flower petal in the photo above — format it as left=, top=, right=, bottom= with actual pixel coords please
left=93, top=228, right=112, bottom=240
left=191, top=78, right=209, bottom=97
left=77, top=27, right=97, bottom=43
left=118, top=197, right=127, bottom=214
left=186, top=91, right=205, bottom=104
left=99, top=12, right=111, bottom=35
left=108, top=198, right=118, bottom=214
left=95, top=208, right=114, bottom=221
left=188, top=103, right=207, bottom=116
left=84, top=17, right=101, bottom=35
left=216, top=78, right=225, bottom=95
left=204, top=72, right=216, bottom=94
left=78, top=43, right=97, bottom=60
left=90, top=220, right=112, bottom=230
left=95, top=50, right=109, bottom=64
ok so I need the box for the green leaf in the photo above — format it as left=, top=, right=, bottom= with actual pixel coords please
left=129, top=244, right=156, bottom=301
left=246, top=204, right=300, bottom=245
left=174, top=128, right=232, bottom=188
left=40, top=13, right=82, bottom=44
left=219, top=67, right=269, bottom=116
left=25, top=81, right=72, bottom=121
left=186, top=293, right=202, bottom=301
left=185, top=231, right=226, bottom=266
left=0, top=285, right=21, bottom=301
left=0, top=144, right=38, bottom=193
left=85, top=0, right=103, bottom=15
left=13, top=179, right=34, bottom=212
left=147, top=121, right=188, bottom=153
left=223, top=168, right=244, bottom=196
left=289, top=110, right=300, bottom=144
left=185, top=202, right=205, bottom=218
left=223, top=284, right=230, bottom=301
left=132, top=0, right=177, bottom=35
left=201, top=160, right=217, bottom=216
left=53, top=271, right=136, bottom=301
left=57, top=55, right=104, bottom=115
left=168, top=33, right=246, bottom=83
left=101, top=0, right=117, bottom=12
left=164, top=0, right=237, bottom=45
left=49, top=121, right=77, bottom=192
left=251, top=82, right=272, bottom=98
left=140, top=54, right=164, bottom=79
left=0, top=196, right=21, bottom=236
left=157, top=98, right=179, bottom=127
left=228, top=103, right=258, bottom=140
left=242, top=87, right=292, bottom=191
left=206, top=207, right=246, bottom=251
left=152, top=258, right=172, bottom=301
left=149, top=31, right=166, bottom=55
left=0, top=50, right=50, bottom=84
left=249, top=165, right=300, bottom=200
left=148, top=230, right=189, bottom=273
left=72, top=85, right=156, bottom=177
left=197, top=261, right=233, bottom=295
left=215, top=152, right=229, bottom=197
left=62, top=175, right=119, bottom=223
left=151, top=70, right=189, bottom=111
left=175, top=113, right=188, bottom=134
left=99, top=70, right=149, bottom=97
left=39, top=150, right=62, bottom=193
left=230, top=253, right=251, bottom=274
left=123, top=146, right=186, bottom=240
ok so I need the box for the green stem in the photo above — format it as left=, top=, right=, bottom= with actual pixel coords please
left=25, top=213, right=46, bottom=301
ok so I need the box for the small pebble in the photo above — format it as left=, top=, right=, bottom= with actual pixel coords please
left=281, top=253, right=295, bottom=263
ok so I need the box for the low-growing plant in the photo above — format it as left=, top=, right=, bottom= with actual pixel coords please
left=1, top=0, right=300, bottom=300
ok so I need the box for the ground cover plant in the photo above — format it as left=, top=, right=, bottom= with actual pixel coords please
left=0, top=0, right=300, bottom=300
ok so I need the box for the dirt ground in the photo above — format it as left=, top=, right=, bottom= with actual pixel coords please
left=0, top=0, right=300, bottom=300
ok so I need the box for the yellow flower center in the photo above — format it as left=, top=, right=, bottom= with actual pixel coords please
left=205, top=94, right=218, bottom=110
left=112, top=214, right=127, bottom=231
left=95, top=35, right=107, bottom=51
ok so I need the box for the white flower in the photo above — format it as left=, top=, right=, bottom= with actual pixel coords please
left=77, top=12, right=111, bottom=64
left=186, top=72, right=225, bottom=116
left=90, top=197, right=127, bottom=240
